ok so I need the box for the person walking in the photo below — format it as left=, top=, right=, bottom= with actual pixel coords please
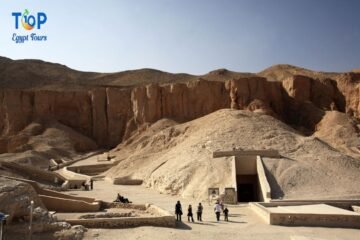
left=214, top=200, right=222, bottom=221
left=223, top=207, right=229, bottom=221
left=196, top=203, right=203, bottom=221
left=90, top=179, right=94, bottom=190
left=187, top=205, right=194, bottom=222
left=175, top=201, right=182, bottom=221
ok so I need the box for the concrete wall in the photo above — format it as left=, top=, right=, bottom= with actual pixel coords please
left=249, top=202, right=270, bottom=223
left=231, top=155, right=272, bottom=202
left=269, top=200, right=360, bottom=211
left=256, top=156, right=271, bottom=202
left=235, top=156, right=256, bottom=175
left=269, top=212, right=360, bottom=228
left=213, top=150, right=280, bottom=158
left=250, top=202, right=360, bottom=229
left=39, top=195, right=100, bottom=212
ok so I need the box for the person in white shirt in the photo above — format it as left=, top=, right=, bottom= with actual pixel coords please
left=214, top=200, right=222, bottom=221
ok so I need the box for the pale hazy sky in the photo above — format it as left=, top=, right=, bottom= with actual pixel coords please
left=0, top=0, right=359, bottom=74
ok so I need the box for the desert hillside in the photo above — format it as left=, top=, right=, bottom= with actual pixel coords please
left=0, top=57, right=359, bottom=200
left=106, top=109, right=360, bottom=200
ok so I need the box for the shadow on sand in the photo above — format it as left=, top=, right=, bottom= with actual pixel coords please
left=229, top=213, right=246, bottom=217
left=175, top=221, right=192, bottom=230
left=189, top=221, right=216, bottom=226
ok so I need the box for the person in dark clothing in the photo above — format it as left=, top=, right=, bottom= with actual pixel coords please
left=115, top=193, right=131, bottom=203
left=175, top=201, right=182, bottom=221
left=90, top=179, right=94, bottom=190
left=187, top=205, right=194, bottom=222
left=223, top=207, right=229, bottom=221
left=197, top=203, right=203, bottom=221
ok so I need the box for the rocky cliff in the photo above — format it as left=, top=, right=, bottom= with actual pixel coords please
left=0, top=58, right=359, bottom=150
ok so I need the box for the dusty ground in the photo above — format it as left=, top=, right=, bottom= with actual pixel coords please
left=67, top=180, right=360, bottom=240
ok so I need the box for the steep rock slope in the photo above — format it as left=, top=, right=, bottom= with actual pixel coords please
left=0, top=78, right=286, bottom=148
left=0, top=121, right=97, bottom=168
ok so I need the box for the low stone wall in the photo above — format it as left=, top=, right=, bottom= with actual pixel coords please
left=64, top=204, right=175, bottom=228
left=39, top=188, right=95, bottom=203
left=249, top=202, right=270, bottom=223
left=250, top=202, right=360, bottom=229
left=112, top=177, right=143, bottom=185
left=67, top=163, right=114, bottom=176
left=1, top=162, right=65, bottom=185
left=65, top=215, right=175, bottom=228
left=49, top=150, right=104, bottom=171
left=269, top=200, right=360, bottom=211
left=2, top=176, right=95, bottom=203
left=103, top=202, right=147, bottom=210
left=270, top=212, right=360, bottom=228
left=40, top=195, right=100, bottom=212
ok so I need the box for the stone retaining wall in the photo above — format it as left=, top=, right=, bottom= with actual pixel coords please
left=1, top=162, right=65, bottom=185
left=64, top=204, right=175, bottom=228
left=65, top=215, right=175, bottom=228
left=250, top=202, right=360, bottom=229
left=40, top=195, right=100, bottom=212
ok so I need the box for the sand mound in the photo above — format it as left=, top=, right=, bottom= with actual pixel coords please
left=314, top=111, right=360, bottom=159
left=106, top=109, right=360, bottom=200
left=0, top=121, right=97, bottom=168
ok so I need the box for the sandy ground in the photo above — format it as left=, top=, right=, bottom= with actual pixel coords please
left=66, top=180, right=360, bottom=240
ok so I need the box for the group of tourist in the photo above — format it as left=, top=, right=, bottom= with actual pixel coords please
left=175, top=200, right=229, bottom=222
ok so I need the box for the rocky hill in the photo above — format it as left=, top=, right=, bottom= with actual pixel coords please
left=0, top=57, right=359, bottom=199
left=106, top=109, right=360, bottom=200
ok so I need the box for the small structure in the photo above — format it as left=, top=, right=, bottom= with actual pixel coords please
left=223, top=188, right=236, bottom=204
left=250, top=201, right=360, bottom=228
left=213, top=149, right=279, bottom=203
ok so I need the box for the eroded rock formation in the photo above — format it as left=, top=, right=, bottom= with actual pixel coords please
left=0, top=58, right=359, bottom=150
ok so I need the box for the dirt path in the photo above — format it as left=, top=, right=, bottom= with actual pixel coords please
left=66, top=180, right=360, bottom=240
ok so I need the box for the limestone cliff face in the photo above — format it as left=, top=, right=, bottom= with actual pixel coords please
left=227, top=77, right=284, bottom=117
left=336, top=72, right=360, bottom=118
left=0, top=73, right=358, bottom=148
left=0, top=78, right=285, bottom=148
left=281, top=75, right=346, bottom=130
